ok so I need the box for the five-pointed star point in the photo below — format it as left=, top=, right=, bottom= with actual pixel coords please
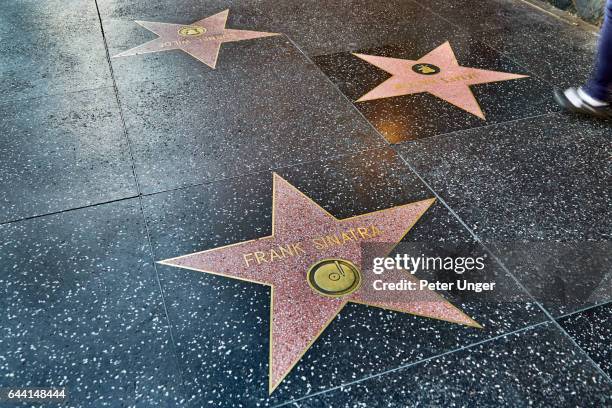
left=159, top=174, right=480, bottom=393
left=113, top=9, right=279, bottom=68
left=353, top=41, right=528, bottom=119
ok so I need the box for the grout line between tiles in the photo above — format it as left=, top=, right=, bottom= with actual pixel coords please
left=555, top=299, right=612, bottom=320
left=0, top=194, right=139, bottom=226
left=391, top=112, right=556, bottom=148
left=0, top=85, right=116, bottom=107
left=93, top=0, right=189, bottom=398
left=0, top=145, right=390, bottom=228
left=137, top=145, right=388, bottom=198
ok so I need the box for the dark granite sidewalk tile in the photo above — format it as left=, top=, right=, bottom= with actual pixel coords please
left=0, top=0, right=100, bottom=35
left=395, top=112, right=610, bottom=241
left=0, top=16, right=112, bottom=102
left=396, top=113, right=611, bottom=316
left=296, top=323, right=612, bottom=407
left=113, top=36, right=384, bottom=194
left=0, top=200, right=183, bottom=407
left=418, top=0, right=566, bottom=33
left=559, top=302, right=612, bottom=377
left=495, top=242, right=611, bottom=316
left=0, top=88, right=137, bottom=223
left=476, top=24, right=598, bottom=89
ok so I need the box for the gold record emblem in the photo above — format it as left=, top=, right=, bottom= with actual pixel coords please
left=307, top=259, right=362, bottom=297
left=411, top=63, right=441, bottom=75
left=178, top=25, right=207, bottom=37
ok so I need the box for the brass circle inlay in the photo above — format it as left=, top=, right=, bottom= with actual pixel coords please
left=411, top=63, right=441, bottom=75
left=307, top=259, right=362, bottom=297
left=178, top=25, right=207, bottom=37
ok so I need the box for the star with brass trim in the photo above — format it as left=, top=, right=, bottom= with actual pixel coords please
left=159, top=174, right=480, bottom=393
left=112, top=9, right=279, bottom=68
left=353, top=41, right=528, bottom=119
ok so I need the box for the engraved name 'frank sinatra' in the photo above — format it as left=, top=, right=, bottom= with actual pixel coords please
left=243, top=224, right=383, bottom=266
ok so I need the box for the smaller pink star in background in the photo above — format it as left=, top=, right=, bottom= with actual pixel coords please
left=354, top=41, right=528, bottom=119
left=113, top=9, right=279, bottom=68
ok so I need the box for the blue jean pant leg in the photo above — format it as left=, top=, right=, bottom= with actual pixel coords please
left=585, top=0, right=612, bottom=101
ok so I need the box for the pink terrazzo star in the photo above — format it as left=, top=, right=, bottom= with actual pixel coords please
left=354, top=41, right=528, bottom=119
left=112, top=9, right=279, bottom=68
left=160, top=174, right=480, bottom=393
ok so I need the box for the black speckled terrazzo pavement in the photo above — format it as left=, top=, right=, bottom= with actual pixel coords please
left=294, top=324, right=612, bottom=408
left=558, top=302, right=612, bottom=377
left=0, top=0, right=610, bottom=406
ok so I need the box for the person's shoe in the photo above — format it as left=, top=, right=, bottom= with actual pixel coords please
left=554, top=87, right=612, bottom=119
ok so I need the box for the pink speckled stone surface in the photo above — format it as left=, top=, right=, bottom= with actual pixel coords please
left=161, top=174, right=478, bottom=391
left=354, top=41, right=528, bottom=119
left=113, top=9, right=279, bottom=68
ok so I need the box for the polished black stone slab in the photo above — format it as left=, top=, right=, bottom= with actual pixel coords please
left=313, top=35, right=557, bottom=143
left=559, top=302, right=612, bottom=377
left=0, top=88, right=137, bottom=223
left=111, top=35, right=384, bottom=194
left=0, top=4, right=112, bottom=102
left=0, top=200, right=182, bottom=406
left=98, top=0, right=462, bottom=56
left=142, top=148, right=545, bottom=406
left=396, top=113, right=611, bottom=315
left=296, top=324, right=612, bottom=407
